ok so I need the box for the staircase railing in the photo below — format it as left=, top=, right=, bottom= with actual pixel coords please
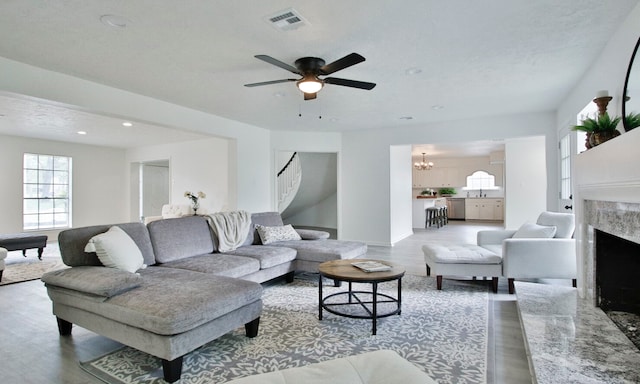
left=277, top=152, right=302, bottom=212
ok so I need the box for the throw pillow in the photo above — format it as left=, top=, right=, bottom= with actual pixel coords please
left=513, top=222, right=557, bottom=239
left=255, top=224, right=302, bottom=245
left=84, top=226, right=146, bottom=273
left=295, top=228, right=330, bottom=240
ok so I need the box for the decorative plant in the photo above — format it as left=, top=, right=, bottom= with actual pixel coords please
left=439, top=187, right=456, bottom=195
left=420, top=189, right=432, bottom=195
left=572, top=112, right=621, bottom=133
left=184, top=191, right=206, bottom=213
left=624, top=112, right=640, bottom=131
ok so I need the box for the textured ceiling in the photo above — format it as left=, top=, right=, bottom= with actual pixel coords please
left=0, top=0, right=637, bottom=152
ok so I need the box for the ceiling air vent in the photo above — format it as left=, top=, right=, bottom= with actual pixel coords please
left=264, top=8, right=309, bottom=31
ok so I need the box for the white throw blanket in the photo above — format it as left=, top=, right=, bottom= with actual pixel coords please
left=206, top=210, right=252, bottom=253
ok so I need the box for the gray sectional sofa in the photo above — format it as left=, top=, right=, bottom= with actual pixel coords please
left=41, top=211, right=366, bottom=382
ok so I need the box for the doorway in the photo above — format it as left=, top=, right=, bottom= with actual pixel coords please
left=132, top=160, right=170, bottom=222
left=277, top=151, right=338, bottom=237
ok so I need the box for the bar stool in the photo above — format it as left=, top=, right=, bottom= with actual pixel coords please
left=440, top=206, right=448, bottom=226
left=434, top=200, right=448, bottom=227
left=425, top=207, right=442, bottom=228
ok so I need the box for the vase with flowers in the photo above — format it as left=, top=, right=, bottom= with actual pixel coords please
left=184, top=191, right=206, bottom=215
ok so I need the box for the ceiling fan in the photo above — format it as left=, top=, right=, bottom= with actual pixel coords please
left=244, top=53, right=376, bottom=100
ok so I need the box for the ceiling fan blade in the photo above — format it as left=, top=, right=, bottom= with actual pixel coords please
left=319, top=53, right=365, bottom=75
left=244, top=79, right=297, bottom=87
left=304, top=92, right=317, bottom=100
left=255, top=55, right=301, bottom=74
left=324, top=77, right=376, bottom=90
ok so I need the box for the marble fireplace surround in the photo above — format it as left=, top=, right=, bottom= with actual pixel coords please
left=513, top=129, right=640, bottom=383
left=581, top=200, right=640, bottom=305
left=574, top=127, right=640, bottom=304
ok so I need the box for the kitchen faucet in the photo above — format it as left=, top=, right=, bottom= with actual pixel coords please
left=479, top=188, right=482, bottom=197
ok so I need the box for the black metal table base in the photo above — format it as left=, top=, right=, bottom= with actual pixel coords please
left=318, top=278, right=402, bottom=335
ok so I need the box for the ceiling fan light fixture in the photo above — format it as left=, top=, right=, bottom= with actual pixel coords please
left=297, top=76, right=323, bottom=93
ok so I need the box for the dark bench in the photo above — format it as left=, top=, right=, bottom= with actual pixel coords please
left=0, top=234, right=48, bottom=259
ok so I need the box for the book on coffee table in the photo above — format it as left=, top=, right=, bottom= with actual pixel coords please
left=351, top=261, right=392, bottom=272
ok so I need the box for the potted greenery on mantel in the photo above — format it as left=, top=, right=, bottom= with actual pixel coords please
left=572, top=112, right=622, bottom=148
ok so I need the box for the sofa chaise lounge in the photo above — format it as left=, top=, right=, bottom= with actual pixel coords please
left=42, top=211, right=367, bottom=382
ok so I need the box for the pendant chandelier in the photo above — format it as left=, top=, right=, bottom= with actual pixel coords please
left=414, top=152, right=434, bottom=170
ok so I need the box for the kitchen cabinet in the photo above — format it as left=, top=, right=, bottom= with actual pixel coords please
left=412, top=156, right=504, bottom=188
left=412, top=169, right=429, bottom=188
left=418, top=168, right=465, bottom=188
left=465, top=198, right=503, bottom=221
left=493, top=199, right=504, bottom=220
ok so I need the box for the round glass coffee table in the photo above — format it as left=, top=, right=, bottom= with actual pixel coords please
left=318, top=259, right=405, bottom=335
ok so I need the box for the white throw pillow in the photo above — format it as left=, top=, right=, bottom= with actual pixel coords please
left=84, top=226, right=146, bottom=273
left=255, top=224, right=302, bottom=245
left=513, top=222, right=557, bottom=239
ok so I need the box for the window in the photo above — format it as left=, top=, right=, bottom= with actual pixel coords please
left=464, top=170, right=496, bottom=190
left=559, top=134, right=571, bottom=199
left=23, top=153, right=72, bottom=230
left=576, top=101, right=599, bottom=152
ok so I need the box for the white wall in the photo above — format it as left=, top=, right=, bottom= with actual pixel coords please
left=341, top=112, right=557, bottom=245
left=126, top=137, right=230, bottom=219
left=557, top=5, right=640, bottom=133
left=504, top=136, right=547, bottom=229
left=390, top=145, right=413, bottom=244
left=0, top=57, right=272, bottom=214
left=0, top=134, right=128, bottom=239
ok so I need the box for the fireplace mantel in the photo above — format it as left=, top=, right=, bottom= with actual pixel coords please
left=574, top=127, right=640, bottom=302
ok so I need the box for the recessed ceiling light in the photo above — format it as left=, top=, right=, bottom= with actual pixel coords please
left=405, top=67, right=422, bottom=75
left=122, top=121, right=133, bottom=127
left=431, top=105, right=444, bottom=110
left=100, top=14, right=130, bottom=28
left=399, top=116, right=413, bottom=120
left=77, top=131, right=87, bottom=135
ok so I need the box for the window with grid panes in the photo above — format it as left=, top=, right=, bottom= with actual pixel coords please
left=559, top=134, right=571, bottom=199
left=23, top=153, right=72, bottom=230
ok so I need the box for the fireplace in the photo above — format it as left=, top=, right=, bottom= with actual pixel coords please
left=574, top=128, right=640, bottom=352
left=596, top=229, right=640, bottom=314
left=582, top=200, right=640, bottom=351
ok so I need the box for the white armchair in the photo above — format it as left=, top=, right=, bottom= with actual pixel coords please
left=477, top=211, right=577, bottom=294
left=0, top=247, right=7, bottom=282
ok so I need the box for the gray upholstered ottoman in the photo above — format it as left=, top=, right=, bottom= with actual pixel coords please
left=0, top=233, right=48, bottom=259
left=422, top=243, right=502, bottom=292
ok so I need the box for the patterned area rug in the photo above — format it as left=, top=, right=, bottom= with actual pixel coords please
left=0, top=256, right=67, bottom=286
left=80, top=274, right=488, bottom=383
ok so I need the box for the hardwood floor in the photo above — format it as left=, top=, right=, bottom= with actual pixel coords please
left=0, top=221, right=532, bottom=383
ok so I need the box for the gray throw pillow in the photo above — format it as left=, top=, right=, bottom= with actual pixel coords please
left=255, top=224, right=302, bottom=244
left=295, top=229, right=330, bottom=240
